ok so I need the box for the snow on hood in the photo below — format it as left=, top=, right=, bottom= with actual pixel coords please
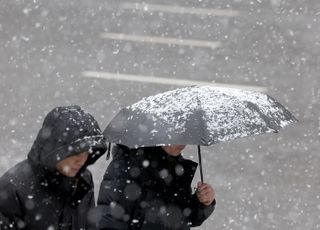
left=28, top=105, right=108, bottom=172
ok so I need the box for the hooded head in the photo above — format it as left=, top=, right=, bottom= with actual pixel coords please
left=28, top=105, right=107, bottom=174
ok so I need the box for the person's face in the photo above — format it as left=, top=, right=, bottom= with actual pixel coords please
left=162, top=145, right=186, bottom=156
left=56, top=152, right=89, bottom=177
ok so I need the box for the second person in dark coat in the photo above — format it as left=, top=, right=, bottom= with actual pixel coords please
left=97, top=144, right=215, bottom=230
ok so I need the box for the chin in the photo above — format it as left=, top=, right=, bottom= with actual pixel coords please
left=65, top=171, right=78, bottom=177
left=67, top=173, right=77, bottom=177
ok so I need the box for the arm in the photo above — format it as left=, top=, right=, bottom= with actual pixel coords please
left=188, top=182, right=216, bottom=227
left=0, top=213, right=18, bottom=230
left=188, top=195, right=216, bottom=227
left=0, top=182, right=24, bottom=230
left=97, top=157, right=141, bottom=230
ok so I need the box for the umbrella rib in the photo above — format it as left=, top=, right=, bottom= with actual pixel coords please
left=245, top=101, right=279, bottom=132
left=195, top=90, right=210, bottom=145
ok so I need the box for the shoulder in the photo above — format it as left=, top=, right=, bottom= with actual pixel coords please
left=112, top=144, right=130, bottom=155
left=179, top=155, right=198, bottom=167
left=0, top=161, right=35, bottom=210
left=103, top=146, right=144, bottom=180
left=0, top=160, right=35, bottom=188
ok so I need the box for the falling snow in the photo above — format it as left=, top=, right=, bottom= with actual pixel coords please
left=1, top=0, right=319, bottom=229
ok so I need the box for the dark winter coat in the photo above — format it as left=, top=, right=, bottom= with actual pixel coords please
left=97, top=145, right=215, bottom=230
left=0, top=105, right=108, bottom=230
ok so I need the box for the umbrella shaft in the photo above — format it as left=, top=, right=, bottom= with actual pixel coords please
left=198, top=145, right=204, bottom=183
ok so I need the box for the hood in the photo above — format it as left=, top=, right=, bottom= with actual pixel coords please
left=28, top=105, right=108, bottom=173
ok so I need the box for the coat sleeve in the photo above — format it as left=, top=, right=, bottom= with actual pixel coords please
left=97, top=156, right=142, bottom=230
left=187, top=194, right=216, bottom=227
left=0, top=179, right=25, bottom=230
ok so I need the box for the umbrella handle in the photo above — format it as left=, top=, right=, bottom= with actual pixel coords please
left=198, top=145, right=204, bottom=183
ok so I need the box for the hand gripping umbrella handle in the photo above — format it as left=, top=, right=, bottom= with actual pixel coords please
left=198, top=145, right=204, bottom=183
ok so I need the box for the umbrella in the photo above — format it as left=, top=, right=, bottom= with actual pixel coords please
left=104, top=86, right=297, bottom=181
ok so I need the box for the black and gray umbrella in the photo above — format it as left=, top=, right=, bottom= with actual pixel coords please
left=104, top=86, right=297, bottom=181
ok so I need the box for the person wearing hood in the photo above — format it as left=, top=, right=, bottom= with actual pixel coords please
left=97, top=144, right=215, bottom=230
left=0, top=105, right=108, bottom=230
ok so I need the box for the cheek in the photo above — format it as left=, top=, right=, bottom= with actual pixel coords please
left=83, top=156, right=89, bottom=163
left=62, top=165, right=71, bottom=173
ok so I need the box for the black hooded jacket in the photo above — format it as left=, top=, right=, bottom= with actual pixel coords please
left=0, top=105, right=107, bottom=230
left=97, top=145, right=215, bottom=230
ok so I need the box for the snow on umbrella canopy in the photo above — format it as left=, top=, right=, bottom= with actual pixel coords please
left=104, top=86, right=297, bottom=181
left=105, top=86, right=297, bottom=147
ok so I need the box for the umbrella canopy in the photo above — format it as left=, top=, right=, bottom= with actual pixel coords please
left=104, top=86, right=297, bottom=149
